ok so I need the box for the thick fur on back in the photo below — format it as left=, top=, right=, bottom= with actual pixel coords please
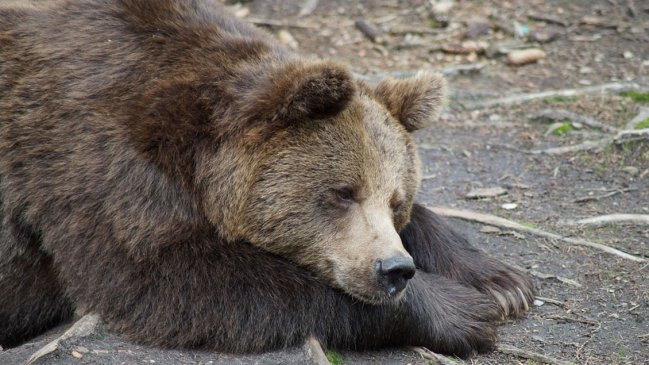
left=0, top=0, right=534, bottom=355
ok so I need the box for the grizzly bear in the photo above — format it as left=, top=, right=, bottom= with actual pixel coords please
left=0, top=0, right=535, bottom=358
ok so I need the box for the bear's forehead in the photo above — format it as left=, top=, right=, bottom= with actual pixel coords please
left=299, top=97, right=412, bottom=192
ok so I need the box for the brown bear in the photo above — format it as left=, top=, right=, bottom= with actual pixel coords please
left=0, top=0, right=535, bottom=357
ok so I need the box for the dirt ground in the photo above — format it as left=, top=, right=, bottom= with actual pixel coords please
left=235, top=0, right=648, bottom=364
left=2, top=1, right=647, bottom=364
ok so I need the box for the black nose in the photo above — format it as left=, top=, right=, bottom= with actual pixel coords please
left=377, top=256, right=416, bottom=296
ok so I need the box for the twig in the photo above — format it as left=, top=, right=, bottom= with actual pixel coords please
left=533, top=109, right=619, bottom=133
left=389, top=25, right=440, bottom=35
left=439, top=63, right=486, bottom=75
left=535, top=296, right=568, bottom=308
left=428, top=206, right=646, bottom=262
left=530, top=138, right=612, bottom=155
left=409, top=346, right=463, bottom=365
left=246, top=17, right=316, bottom=29
left=27, top=314, right=100, bottom=365
left=527, top=12, right=570, bottom=26
left=625, top=106, right=649, bottom=130
left=298, top=0, right=318, bottom=17
left=530, top=270, right=582, bottom=287
left=544, top=314, right=599, bottom=326
left=614, top=128, right=649, bottom=143
left=355, top=64, right=484, bottom=84
left=567, top=214, right=649, bottom=226
left=302, top=336, right=330, bottom=365
left=497, top=344, right=575, bottom=365
left=355, top=18, right=385, bottom=44
left=574, top=188, right=637, bottom=203
left=461, top=82, right=643, bottom=109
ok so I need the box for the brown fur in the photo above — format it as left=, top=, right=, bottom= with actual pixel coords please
left=0, top=0, right=535, bottom=356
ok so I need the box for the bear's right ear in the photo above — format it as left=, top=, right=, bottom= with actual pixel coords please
left=374, top=71, right=446, bottom=132
left=233, top=61, right=355, bottom=126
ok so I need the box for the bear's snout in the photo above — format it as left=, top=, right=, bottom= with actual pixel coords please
left=376, top=255, right=416, bottom=296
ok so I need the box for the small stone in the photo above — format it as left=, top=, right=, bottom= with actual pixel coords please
left=75, top=346, right=90, bottom=354
left=480, top=225, right=502, bottom=234
left=466, top=187, right=507, bottom=199
left=501, top=203, right=518, bottom=210
left=507, top=48, right=546, bottom=65
left=432, top=0, right=454, bottom=15
left=71, top=351, right=83, bottom=359
left=528, top=30, right=560, bottom=43
left=623, top=51, right=634, bottom=59
left=579, top=66, right=593, bottom=74
left=622, top=166, right=639, bottom=175
left=234, top=7, right=250, bottom=19
left=278, top=30, right=298, bottom=50
left=533, top=299, right=545, bottom=306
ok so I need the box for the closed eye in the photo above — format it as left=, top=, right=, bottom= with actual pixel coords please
left=333, top=185, right=356, bottom=203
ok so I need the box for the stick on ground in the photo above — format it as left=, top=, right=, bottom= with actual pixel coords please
left=462, top=82, right=643, bottom=109
left=409, top=346, right=462, bottom=365
left=497, top=344, right=575, bottom=365
left=428, top=206, right=646, bottom=262
left=533, top=109, right=619, bottom=133
left=568, top=214, right=649, bottom=226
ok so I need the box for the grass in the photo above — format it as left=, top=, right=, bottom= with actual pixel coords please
left=551, top=122, right=575, bottom=136
left=542, top=95, right=578, bottom=104
left=517, top=220, right=538, bottom=229
left=634, top=118, right=649, bottom=129
left=621, top=90, right=649, bottom=103
left=326, top=351, right=344, bottom=365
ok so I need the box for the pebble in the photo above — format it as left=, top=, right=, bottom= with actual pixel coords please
left=579, top=66, right=593, bottom=74
left=623, top=51, right=634, bottom=59
left=622, top=166, right=639, bottom=175
left=278, top=30, right=298, bottom=50
left=480, top=225, right=502, bottom=234
left=501, top=203, right=518, bottom=210
left=466, top=187, right=508, bottom=199
left=507, top=48, right=546, bottom=65
left=533, top=299, right=545, bottom=306
left=71, top=351, right=83, bottom=359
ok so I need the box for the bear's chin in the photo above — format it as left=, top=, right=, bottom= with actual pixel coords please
left=332, top=272, right=410, bottom=305
left=344, top=286, right=408, bottom=306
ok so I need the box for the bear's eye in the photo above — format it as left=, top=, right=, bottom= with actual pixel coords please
left=391, top=200, right=405, bottom=212
left=334, top=186, right=356, bottom=203
left=390, top=193, right=405, bottom=213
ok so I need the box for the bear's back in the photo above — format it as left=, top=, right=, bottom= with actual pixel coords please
left=0, top=0, right=283, bottom=258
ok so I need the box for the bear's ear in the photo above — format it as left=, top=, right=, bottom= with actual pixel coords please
left=374, top=71, right=446, bottom=132
left=237, top=61, right=355, bottom=124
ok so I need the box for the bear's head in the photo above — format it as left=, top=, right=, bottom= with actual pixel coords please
left=140, top=60, right=445, bottom=304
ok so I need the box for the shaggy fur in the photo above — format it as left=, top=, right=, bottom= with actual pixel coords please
left=0, top=0, right=535, bottom=357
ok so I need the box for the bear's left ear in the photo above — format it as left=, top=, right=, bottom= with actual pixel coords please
left=374, top=71, right=446, bottom=132
left=236, top=61, right=355, bottom=125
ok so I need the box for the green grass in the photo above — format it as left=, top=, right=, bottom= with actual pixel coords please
left=634, top=118, right=649, bottom=129
left=621, top=90, right=649, bottom=103
left=542, top=95, right=578, bottom=104
left=551, top=122, right=575, bottom=135
left=326, top=351, right=344, bottom=365
left=517, top=220, right=538, bottom=229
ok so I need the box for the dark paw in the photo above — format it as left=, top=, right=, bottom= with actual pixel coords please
left=411, top=274, right=501, bottom=357
left=464, top=258, right=536, bottom=320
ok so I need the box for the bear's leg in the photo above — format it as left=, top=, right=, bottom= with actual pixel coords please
left=0, top=210, right=74, bottom=347
left=66, top=229, right=498, bottom=357
left=400, top=203, right=535, bottom=318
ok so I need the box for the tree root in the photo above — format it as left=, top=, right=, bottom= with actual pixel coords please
left=428, top=206, right=646, bottom=262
